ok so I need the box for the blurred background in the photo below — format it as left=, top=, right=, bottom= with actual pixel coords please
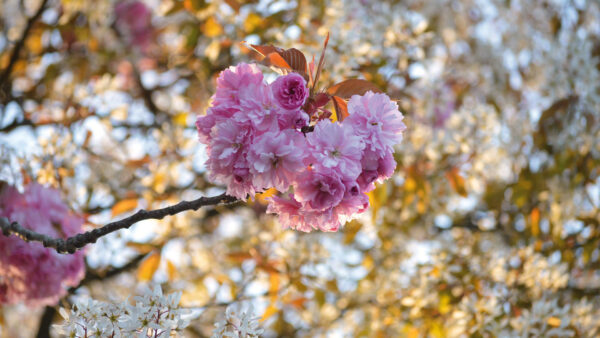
left=1, top=0, right=600, bottom=336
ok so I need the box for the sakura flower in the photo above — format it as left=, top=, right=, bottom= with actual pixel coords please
left=248, top=130, right=308, bottom=192
left=271, top=72, right=309, bottom=110
left=294, top=168, right=346, bottom=212
left=205, top=120, right=256, bottom=199
left=307, top=120, right=365, bottom=179
left=213, top=63, right=264, bottom=109
left=266, top=195, right=313, bottom=232
left=345, top=91, right=407, bottom=153
left=235, top=82, right=281, bottom=132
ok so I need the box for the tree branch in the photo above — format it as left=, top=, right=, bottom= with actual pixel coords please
left=0, top=193, right=238, bottom=254
left=0, top=0, right=50, bottom=96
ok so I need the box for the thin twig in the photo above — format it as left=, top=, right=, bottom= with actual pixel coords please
left=0, top=0, right=50, bottom=89
left=0, top=193, right=238, bottom=254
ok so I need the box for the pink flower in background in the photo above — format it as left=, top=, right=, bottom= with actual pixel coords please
left=346, top=91, right=407, bottom=153
left=248, top=130, right=308, bottom=192
left=307, top=120, right=364, bottom=179
left=271, top=73, right=309, bottom=110
left=115, top=0, right=153, bottom=50
left=0, top=183, right=85, bottom=307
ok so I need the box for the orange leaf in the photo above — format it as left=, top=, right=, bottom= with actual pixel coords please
left=137, top=252, right=161, bottom=282
left=327, top=79, right=383, bottom=99
left=331, top=96, right=349, bottom=121
left=530, top=207, right=540, bottom=236
left=264, top=52, right=291, bottom=70
left=226, top=251, right=253, bottom=262
left=111, top=198, right=138, bottom=217
left=445, top=168, right=467, bottom=197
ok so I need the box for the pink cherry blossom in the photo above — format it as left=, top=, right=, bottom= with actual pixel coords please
left=0, top=183, right=85, bottom=307
left=205, top=120, right=256, bottom=199
left=235, top=82, right=282, bottom=133
left=294, top=168, right=346, bottom=212
left=345, top=91, right=407, bottom=153
left=213, top=63, right=264, bottom=109
left=266, top=195, right=312, bottom=232
left=271, top=73, right=309, bottom=110
left=307, top=120, right=365, bottom=179
left=248, top=130, right=308, bottom=192
left=196, top=64, right=407, bottom=232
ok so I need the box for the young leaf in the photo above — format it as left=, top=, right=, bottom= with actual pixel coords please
left=263, top=52, right=291, bottom=70
left=280, top=48, right=307, bottom=73
left=327, top=79, right=383, bottom=99
left=249, top=44, right=283, bottom=57
left=312, top=33, right=330, bottom=91
left=331, top=96, right=349, bottom=121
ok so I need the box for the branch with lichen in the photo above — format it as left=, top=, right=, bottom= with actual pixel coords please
left=0, top=193, right=238, bottom=254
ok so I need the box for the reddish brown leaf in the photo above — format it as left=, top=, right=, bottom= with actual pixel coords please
left=314, top=92, right=331, bottom=107
left=331, top=96, right=349, bottom=121
left=280, top=48, right=307, bottom=73
left=223, top=0, right=240, bottom=12
left=327, top=79, right=383, bottom=99
left=249, top=44, right=283, bottom=57
left=312, top=33, right=330, bottom=90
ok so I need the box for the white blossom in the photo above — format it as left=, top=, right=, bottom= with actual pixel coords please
left=53, top=284, right=189, bottom=338
left=211, top=304, right=264, bottom=338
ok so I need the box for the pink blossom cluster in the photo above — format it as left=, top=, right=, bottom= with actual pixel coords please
left=196, top=63, right=406, bottom=232
left=0, top=183, right=86, bottom=307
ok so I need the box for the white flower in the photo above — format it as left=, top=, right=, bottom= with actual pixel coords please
left=212, top=304, right=264, bottom=338
left=54, top=284, right=189, bottom=338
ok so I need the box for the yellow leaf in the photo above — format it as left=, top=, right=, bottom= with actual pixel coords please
left=547, top=317, right=562, bottom=327
left=111, top=198, right=138, bottom=217
left=25, top=31, right=43, bottom=54
left=167, top=260, right=177, bottom=281
left=173, top=112, right=189, bottom=126
left=269, top=273, right=279, bottom=301
left=244, top=13, right=262, bottom=32
left=368, top=183, right=388, bottom=221
left=255, top=188, right=277, bottom=205
left=203, top=17, right=223, bottom=38
left=137, top=252, right=161, bottom=281
left=260, top=304, right=278, bottom=322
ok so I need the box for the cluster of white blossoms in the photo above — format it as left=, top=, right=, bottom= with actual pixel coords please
left=54, top=284, right=190, bottom=337
left=211, top=304, right=264, bottom=338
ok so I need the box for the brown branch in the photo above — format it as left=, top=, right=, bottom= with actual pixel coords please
left=0, top=193, right=238, bottom=254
